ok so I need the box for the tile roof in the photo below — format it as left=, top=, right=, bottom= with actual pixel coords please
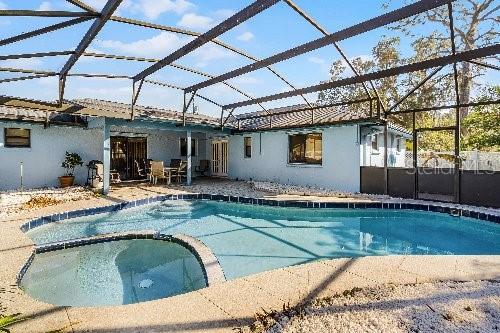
left=73, top=99, right=221, bottom=126
left=230, top=102, right=372, bottom=131
left=0, top=97, right=220, bottom=127
left=0, top=96, right=411, bottom=136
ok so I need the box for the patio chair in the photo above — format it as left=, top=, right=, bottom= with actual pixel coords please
left=170, top=159, right=182, bottom=168
left=150, top=161, right=168, bottom=185
left=134, top=160, right=148, bottom=180
left=144, top=158, right=152, bottom=174
left=195, top=160, right=210, bottom=176
left=171, top=161, right=187, bottom=183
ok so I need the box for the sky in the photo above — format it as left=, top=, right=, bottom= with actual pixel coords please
left=0, top=0, right=498, bottom=117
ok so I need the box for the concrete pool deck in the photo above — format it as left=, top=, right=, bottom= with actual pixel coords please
left=0, top=179, right=499, bottom=332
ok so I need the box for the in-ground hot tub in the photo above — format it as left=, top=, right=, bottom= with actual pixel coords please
left=20, top=238, right=207, bottom=307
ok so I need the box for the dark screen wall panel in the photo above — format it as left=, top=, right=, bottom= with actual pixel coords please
left=387, top=168, right=415, bottom=198
left=461, top=171, right=500, bottom=208
left=360, top=166, right=385, bottom=195
left=417, top=168, right=454, bottom=195
left=360, top=167, right=499, bottom=208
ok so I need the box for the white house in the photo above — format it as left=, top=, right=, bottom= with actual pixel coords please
left=0, top=98, right=410, bottom=193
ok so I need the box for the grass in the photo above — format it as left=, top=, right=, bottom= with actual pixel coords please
left=0, top=314, right=26, bottom=333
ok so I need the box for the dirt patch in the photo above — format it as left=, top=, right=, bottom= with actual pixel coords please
left=0, top=186, right=95, bottom=218
left=21, top=196, right=62, bottom=210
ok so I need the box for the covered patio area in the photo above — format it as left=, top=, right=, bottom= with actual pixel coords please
left=82, top=100, right=231, bottom=195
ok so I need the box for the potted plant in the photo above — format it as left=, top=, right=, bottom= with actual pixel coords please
left=59, top=151, right=83, bottom=187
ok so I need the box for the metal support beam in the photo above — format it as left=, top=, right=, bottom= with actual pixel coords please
left=383, top=122, right=388, bottom=195
left=386, top=65, right=445, bottom=113
left=223, top=44, right=499, bottom=110
left=130, top=79, right=144, bottom=120
left=186, top=130, right=192, bottom=186
left=110, top=15, right=310, bottom=105
left=65, top=0, right=97, bottom=12
left=222, top=108, right=236, bottom=129
left=447, top=0, right=461, bottom=204
left=0, top=67, right=57, bottom=75
left=58, top=76, right=66, bottom=107
left=0, top=73, right=57, bottom=84
left=182, top=91, right=196, bottom=127
left=0, top=17, right=92, bottom=47
left=388, top=99, right=500, bottom=115
left=187, top=0, right=453, bottom=93
left=415, top=126, right=457, bottom=132
left=220, top=108, right=225, bottom=129
left=467, top=59, right=500, bottom=71
left=0, top=10, right=98, bottom=17
left=412, top=112, right=418, bottom=199
left=68, top=73, right=131, bottom=79
left=103, top=119, right=111, bottom=195
left=0, top=51, right=74, bottom=61
left=283, top=0, right=371, bottom=107
left=144, top=80, right=222, bottom=108
left=82, top=51, right=264, bottom=110
left=59, top=0, right=123, bottom=104
left=133, top=0, right=280, bottom=82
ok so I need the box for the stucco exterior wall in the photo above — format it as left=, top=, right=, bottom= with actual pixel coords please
left=0, top=121, right=210, bottom=191
left=361, top=131, right=407, bottom=168
left=0, top=122, right=103, bottom=190
left=227, top=126, right=361, bottom=193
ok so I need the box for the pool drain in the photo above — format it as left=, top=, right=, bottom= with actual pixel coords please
left=139, top=279, right=154, bottom=289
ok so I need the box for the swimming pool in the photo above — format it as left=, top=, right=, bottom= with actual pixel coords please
left=26, top=200, right=500, bottom=280
left=21, top=239, right=206, bottom=307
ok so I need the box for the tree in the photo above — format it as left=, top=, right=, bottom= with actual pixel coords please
left=317, top=37, right=401, bottom=115
left=317, top=36, right=456, bottom=132
left=317, top=0, right=498, bottom=151
left=385, top=0, right=499, bottom=119
left=461, top=85, right=500, bottom=151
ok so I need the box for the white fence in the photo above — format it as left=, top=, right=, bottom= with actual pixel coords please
left=404, top=150, right=500, bottom=171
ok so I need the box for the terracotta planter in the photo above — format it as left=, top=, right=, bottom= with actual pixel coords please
left=59, top=175, right=74, bottom=188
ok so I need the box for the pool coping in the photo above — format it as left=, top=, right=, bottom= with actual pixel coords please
left=17, top=230, right=226, bottom=289
left=19, top=193, right=500, bottom=234
left=5, top=192, right=500, bottom=332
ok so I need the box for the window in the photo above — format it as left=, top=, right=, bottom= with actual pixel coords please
left=288, top=133, right=322, bottom=165
left=4, top=128, right=30, bottom=148
left=371, top=134, right=379, bottom=152
left=244, top=137, right=252, bottom=158
left=180, top=138, right=196, bottom=157
left=396, top=138, right=402, bottom=153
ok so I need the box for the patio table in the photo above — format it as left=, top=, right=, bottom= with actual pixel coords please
left=163, top=167, right=176, bottom=185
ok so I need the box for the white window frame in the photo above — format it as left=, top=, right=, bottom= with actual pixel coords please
left=4, top=128, right=31, bottom=148
left=244, top=136, right=252, bottom=159
left=287, top=132, right=323, bottom=166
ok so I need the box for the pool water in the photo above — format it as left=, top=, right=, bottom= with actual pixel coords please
left=21, top=239, right=206, bottom=306
left=27, top=200, right=500, bottom=280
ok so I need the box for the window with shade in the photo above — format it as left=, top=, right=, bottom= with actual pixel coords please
left=244, top=137, right=252, bottom=158
left=180, top=138, right=196, bottom=157
left=288, top=133, right=322, bottom=165
left=4, top=128, right=30, bottom=148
